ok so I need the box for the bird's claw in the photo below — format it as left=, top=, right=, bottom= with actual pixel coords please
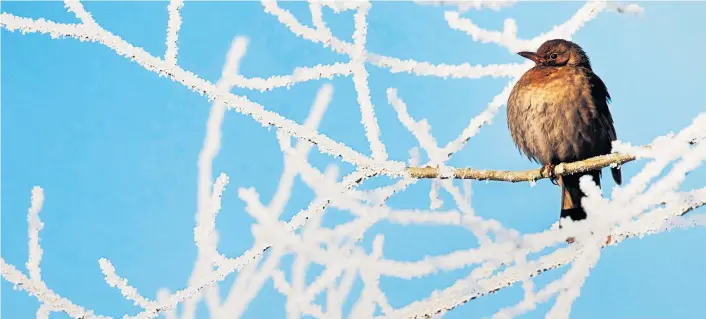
left=542, top=164, right=558, bottom=185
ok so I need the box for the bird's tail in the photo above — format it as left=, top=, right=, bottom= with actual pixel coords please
left=611, top=166, right=622, bottom=185
left=559, top=171, right=601, bottom=222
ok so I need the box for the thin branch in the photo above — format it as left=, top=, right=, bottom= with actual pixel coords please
left=407, top=149, right=640, bottom=181
left=0, top=13, right=405, bottom=175
left=183, top=35, right=248, bottom=319
left=1, top=259, right=108, bottom=319
left=381, top=189, right=706, bottom=319
left=165, top=0, right=184, bottom=65
left=409, top=131, right=705, bottom=181
left=27, top=186, right=45, bottom=282
left=265, top=0, right=522, bottom=80
left=64, top=0, right=97, bottom=26
left=351, top=1, right=388, bottom=161
left=98, top=258, right=155, bottom=309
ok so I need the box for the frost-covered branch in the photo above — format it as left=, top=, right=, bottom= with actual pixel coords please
left=181, top=35, right=248, bottom=319
left=351, top=1, right=388, bottom=161
left=26, top=186, right=45, bottom=282
left=1, top=259, right=108, bottom=319
left=1, top=187, right=107, bottom=319
left=381, top=188, right=706, bottom=319
left=99, top=259, right=155, bottom=309
left=0, top=12, right=406, bottom=175
left=231, top=62, right=353, bottom=92
left=444, top=1, right=607, bottom=52
left=64, top=0, right=97, bottom=26
left=264, top=0, right=523, bottom=80
left=165, top=0, right=184, bottom=65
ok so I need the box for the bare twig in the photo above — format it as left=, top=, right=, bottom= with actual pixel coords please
left=408, top=135, right=704, bottom=182
left=408, top=150, right=638, bottom=181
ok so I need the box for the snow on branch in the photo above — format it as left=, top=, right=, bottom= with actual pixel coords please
left=165, top=0, right=184, bottom=65
left=387, top=88, right=444, bottom=163
left=1, top=187, right=107, bottom=319
left=230, top=62, right=353, bottom=92
left=381, top=187, right=706, bottom=318
left=444, top=1, right=607, bottom=52
left=370, top=52, right=526, bottom=79
left=26, top=186, right=45, bottom=282
left=64, top=0, right=97, bottom=26
left=98, top=259, right=156, bottom=309
left=1, top=259, right=108, bottom=319
left=180, top=35, right=248, bottom=319
left=0, top=11, right=405, bottom=174
left=351, top=1, right=388, bottom=161
left=264, top=0, right=524, bottom=80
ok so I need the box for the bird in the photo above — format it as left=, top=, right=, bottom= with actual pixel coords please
left=506, top=39, right=621, bottom=227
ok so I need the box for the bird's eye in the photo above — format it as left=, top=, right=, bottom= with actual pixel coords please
left=550, top=53, right=558, bottom=59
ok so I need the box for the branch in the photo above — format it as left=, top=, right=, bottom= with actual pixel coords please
left=183, top=35, right=248, bottom=319
left=1, top=259, right=107, bottom=319
left=164, top=0, right=184, bottom=65
left=0, top=13, right=408, bottom=175
left=351, top=1, right=388, bottom=161
left=264, top=0, right=523, bottom=80
left=381, top=188, right=706, bottom=318
left=27, top=186, right=45, bottom=282
left=408, top=130, right=705, bottom=181
left=98, top=258, right=155, bottom=309
left=407, top=150, right=639, bottom=181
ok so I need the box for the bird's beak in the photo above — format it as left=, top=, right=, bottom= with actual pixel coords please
left=517, top=51, right=540, bottom=63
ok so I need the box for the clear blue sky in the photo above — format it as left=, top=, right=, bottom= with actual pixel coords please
left=2, top=2, right=705, bottom=318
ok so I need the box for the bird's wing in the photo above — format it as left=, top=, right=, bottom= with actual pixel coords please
left=587, top=70, right=622, bottom=184
left=587, top=71, right=616, bottom=140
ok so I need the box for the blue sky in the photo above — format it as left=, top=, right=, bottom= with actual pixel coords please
left=2, top=1, right=706, bottom=318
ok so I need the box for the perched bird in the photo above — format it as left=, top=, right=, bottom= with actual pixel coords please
left=507, top=39, right=621, bottom=225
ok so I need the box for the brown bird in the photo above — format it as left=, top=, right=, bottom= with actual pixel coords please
left=507, top=39, right=621, bottom=225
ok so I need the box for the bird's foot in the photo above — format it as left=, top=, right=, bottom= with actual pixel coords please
left=542, top=164, right=558, bottom=185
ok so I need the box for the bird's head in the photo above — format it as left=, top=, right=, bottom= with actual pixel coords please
left=517, top=39, right=592, bottom=69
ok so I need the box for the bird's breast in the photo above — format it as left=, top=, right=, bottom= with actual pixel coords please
left=517, top=70, right=581, bottom=109
left=507, top=67, right=589, bottom=164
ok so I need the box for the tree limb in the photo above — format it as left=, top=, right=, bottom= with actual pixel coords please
left=389, top=188, right=706, bottom=319
left=407, top=136, right=704, bottom=182
left=407, top=151, right=637, bottom=182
